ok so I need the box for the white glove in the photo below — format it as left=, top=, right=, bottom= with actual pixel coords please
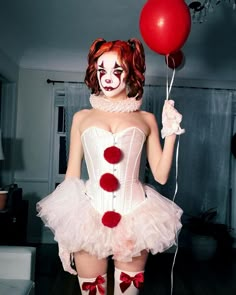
left=58, top=244, right=77, bottom=275
left=161, top=99, right=185, bottom=139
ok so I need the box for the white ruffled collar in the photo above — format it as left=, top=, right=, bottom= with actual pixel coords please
left=89, top=94, right=142, bottom=113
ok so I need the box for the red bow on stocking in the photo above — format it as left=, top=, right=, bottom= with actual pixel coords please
left=120, top=272, right=144, bottom=293
left=82, top=275, right=105, bottom=295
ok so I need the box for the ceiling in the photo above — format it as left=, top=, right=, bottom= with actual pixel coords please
left=0, top=0, right=235, bottom=81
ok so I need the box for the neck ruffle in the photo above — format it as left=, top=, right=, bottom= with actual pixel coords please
left=89, top=94, right=142, bottom=113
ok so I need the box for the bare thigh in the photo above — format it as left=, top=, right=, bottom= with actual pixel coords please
left=74, top=250, right=108, bottom=278
left=114, top=250, right=149, bottom=271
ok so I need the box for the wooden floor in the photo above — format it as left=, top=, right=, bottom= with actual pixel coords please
left=34, top=243, right=236, bottom=295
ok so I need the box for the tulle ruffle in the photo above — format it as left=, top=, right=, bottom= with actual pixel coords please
left=37, top=178, right=183, bottom=262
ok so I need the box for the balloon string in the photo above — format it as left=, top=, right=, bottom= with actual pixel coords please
left=165, top=56, right=179, bottom=295
left=170, top=136, right=180, bottom=295
left=166, top=55, right=176, bottom=100
left=172, top=136, right=180, bottom=203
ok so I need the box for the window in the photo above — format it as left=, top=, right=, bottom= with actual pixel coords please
left=51, top=88, right=67, bottom=189
left=49, top=83, right=90, bottom=190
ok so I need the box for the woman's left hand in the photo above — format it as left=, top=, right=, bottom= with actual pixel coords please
left=161, top=99, right=185, bottom=139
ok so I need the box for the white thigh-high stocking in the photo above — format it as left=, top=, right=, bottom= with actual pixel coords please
left=114, top=268, right=144, bottom=295
left=77, top=273, right=107, bottom=295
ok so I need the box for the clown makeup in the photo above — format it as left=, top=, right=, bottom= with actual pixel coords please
left=97, top=52, right=127, bottom=99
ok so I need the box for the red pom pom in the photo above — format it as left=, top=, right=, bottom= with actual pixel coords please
left=100, top=173, right=119, bottom=192
left=104, top=146, right=122, bottom=164
left=102, top=211, right=121, bottom=228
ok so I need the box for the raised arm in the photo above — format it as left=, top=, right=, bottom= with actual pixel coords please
left=146, top=113, right=176, bottom=185
left=146, top=100, right=184, bottom=185
left=65, top=111, right=85, bottom=179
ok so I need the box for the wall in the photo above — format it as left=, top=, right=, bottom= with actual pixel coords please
left=0, top=50, right=19, bottom=190
left=0, top=49, right=19, bottom=82
left=15, top=68, right=85, bottom=242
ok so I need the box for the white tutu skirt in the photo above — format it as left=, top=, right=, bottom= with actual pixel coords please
left=37, top=178, right=183, bottom=262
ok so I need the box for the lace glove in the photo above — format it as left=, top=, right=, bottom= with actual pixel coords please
left=161, top=99, right=185, bottom=139
left=58, top=244, right=77, bottom=275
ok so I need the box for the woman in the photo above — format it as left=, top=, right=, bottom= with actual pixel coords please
left=37, top=38, right=184, bottom=295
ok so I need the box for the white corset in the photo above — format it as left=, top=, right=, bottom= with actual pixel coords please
left=81, top=126, right=147, bottom=214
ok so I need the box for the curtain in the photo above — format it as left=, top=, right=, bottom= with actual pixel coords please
left=232, top=105, right=236, bottom=235
left=64, top=83, right=233, bottom=224
left=143, top=85, right=233, bottom=224
left=0, top=82, right=17, bottom=186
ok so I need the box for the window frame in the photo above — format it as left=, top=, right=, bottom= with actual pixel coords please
left=49, top=87, right=67, bottom=191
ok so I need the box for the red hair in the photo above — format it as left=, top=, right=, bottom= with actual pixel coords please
left=84, top=38, right=146, bottom=100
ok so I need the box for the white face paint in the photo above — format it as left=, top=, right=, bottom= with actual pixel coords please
left=97, top=51, right=127, bottom=99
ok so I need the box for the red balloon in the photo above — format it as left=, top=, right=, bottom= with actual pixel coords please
left=165, top=50, right=184, bottom=69
left=139, top=0, right=191, bottom=55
